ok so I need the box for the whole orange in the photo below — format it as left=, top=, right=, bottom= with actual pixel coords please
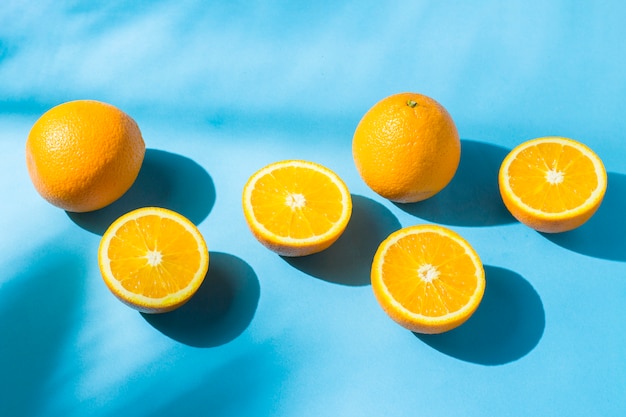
left=352, top=92, right=461, bottom=203
left=26, top=100, right=145, bottom=212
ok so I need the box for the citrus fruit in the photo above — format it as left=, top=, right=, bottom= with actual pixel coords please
left=371, top=224, right=485, bottom=334
left=26, top=99, right=145, bottom=212
left=242, top=160, right=352, bottom=257
left=498, top=136, right=607, bottom=233
left=352, top=92, right=461, bottom=203
left=98, top=207, right=209, bottom=313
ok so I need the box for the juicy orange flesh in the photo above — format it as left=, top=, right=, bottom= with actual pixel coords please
left=250, top=166, right=344, bottom=239
left=106, top=214, right=202, bottom=298
left=381, top=232, right=478, bottom=317
left=507, top=142, right=598, bottom=213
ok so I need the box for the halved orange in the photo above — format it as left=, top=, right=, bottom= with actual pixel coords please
left=98, top=207, right=209, bottom=313
left=242, top=160, right=352, bottom=257
left=371, top=224, right=485, bottom=334
left=499, top=136, right=607, bottom=233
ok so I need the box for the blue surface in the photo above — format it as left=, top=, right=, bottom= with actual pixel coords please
left=1, top=2, right=626, bottom=416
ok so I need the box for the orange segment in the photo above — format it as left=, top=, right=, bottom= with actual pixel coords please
left=242, top=160, right=352, bottom=257
left=98, top=207, right=209, bottom=313
left=499, top=137, right=607, bottom=233
left=371, top=224, right=485, bottom=334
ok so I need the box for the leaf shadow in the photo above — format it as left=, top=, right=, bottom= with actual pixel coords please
left=395, top=139, right=514, bottom=227
left=142, top=252, right=260, bottom=348
left=416, top=265, right=545, bottom=366
left=67, top=148, right=216, bottom=234
left=0, top=246, right=84, bottom=416
left=541, top=172, right=626, bottom=262
left=162, top=349, right=287, bottom=416
left=102, top=344, right=288, bottom=417
left=283, top=195, right=401, bottom=286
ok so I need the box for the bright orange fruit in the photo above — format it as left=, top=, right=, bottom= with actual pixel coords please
left=26, top=100, right=145, bottom=212
left=98, top=207, right=209, bottom=313
left=352, top=92, right=460, bottom=203
left=371, top=224, right=485, bottom=334
left=242, top=160, right=352, bottom=257
left=498, top=136, right=607, bottom=233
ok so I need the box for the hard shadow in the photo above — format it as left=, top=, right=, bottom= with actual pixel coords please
left=542, top=172, right=626, bottom=262
left=416, top=265, right=545, bottom=366
left=283, top=195, right=401, bottom=286
left=0, top=247, right=84, bottom=417
left=395, top=139, right=514, bottom=227
left=142, top=252, right=260, bottom=348
left=67, top=148, right=216, bottom=234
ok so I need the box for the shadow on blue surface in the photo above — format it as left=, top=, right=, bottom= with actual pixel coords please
left=0, top=98, right=53, bottom=116
left=142, top=252, right=259, bottom=348
left=542, top=172, right=626, bottom=262
left=67, top=148, right=215, bottom=234
left=129, top=346, right=288, bottom=417
left=283, top=195, right=401, bottom=286
left=0, top=246, right=84, bottom=417
left=416, top=265, right=545, bottom=366
left=394, top=140, right=515, bottom=227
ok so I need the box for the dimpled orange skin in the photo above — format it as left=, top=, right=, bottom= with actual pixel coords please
left=352, top=93, right=461, bottom=203
left=26, top=100, right=145, bottom=212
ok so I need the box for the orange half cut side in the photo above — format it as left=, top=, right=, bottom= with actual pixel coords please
left=371, top=224, right=485, bottom=334
left=499, top=136, right=607, bottom=233
left=98, top=207, right=209, bottom=313
left=242, top=160, right=352, bottom=257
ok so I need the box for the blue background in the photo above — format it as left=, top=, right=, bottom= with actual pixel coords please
left=1, top=1, right=625, bottom=416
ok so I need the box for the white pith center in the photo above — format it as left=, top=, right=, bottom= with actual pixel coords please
left=286, top=193, right=306, bottom=209
left=418, top=264, right=440, bottom=283
left=546, top=168, right=564, bottom=185
left=146, top=249, right=163, bottom=266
